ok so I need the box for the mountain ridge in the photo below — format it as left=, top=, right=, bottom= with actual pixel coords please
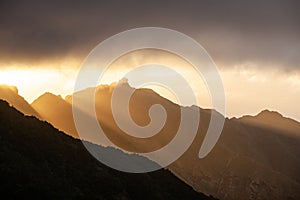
left=0, top=99, right=213, bottom=199
left=0, top=84, right=39, bottom=117
left=239, top=109, right=300, bottom=136
left=1, top=83, right=300, bottom=199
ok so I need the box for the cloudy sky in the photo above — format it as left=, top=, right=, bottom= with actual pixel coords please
left=0, top=0, right=299, bottom=120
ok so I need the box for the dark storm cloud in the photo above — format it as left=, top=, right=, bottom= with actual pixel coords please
left=0, top=0, right=299, bottom=71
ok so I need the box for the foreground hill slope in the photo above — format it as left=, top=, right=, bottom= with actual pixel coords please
left=0, top=100, right=213, bottom=200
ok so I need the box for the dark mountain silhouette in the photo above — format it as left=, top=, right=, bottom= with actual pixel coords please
left=0, top=99, right=213, bottom=199
left=3, top=81, right=300, bottom=200
left=0, top=85, right=39, bottom=117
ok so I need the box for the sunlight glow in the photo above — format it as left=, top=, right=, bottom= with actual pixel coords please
left=0, top=57, right=299, bottom=122
left=0, top=68, right=77, bottom=103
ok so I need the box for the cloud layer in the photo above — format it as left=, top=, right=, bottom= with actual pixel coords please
left=0, top=0, right=299, bottom=71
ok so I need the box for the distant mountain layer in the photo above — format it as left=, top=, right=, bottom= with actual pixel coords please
left=1, top=82, right=300, bottom=200
left=0, top=85, right=39, bottom=116
left=239, top=110, right=300, bottom=135
left=0, top=100, right=212, bottom=199
left=31, top=92, right=78, bottom=138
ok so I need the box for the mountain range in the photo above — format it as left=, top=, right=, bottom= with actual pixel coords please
left=0, top=82, right=299, bottom=200
left=0, top=99, right=213, bottom=199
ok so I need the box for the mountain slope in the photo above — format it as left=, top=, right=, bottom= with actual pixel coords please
left=170, top=116, right=300, bottom=200
left=0, top=99, right=213, bottom=199
left=31, top=92, right=78, bottom=138
left=16, top=81, right=300, bottom=199
left=72, top=81, right=300, bottom=199
left=239, top=110, right=300, bottom=135
left=0, top=85, right=39, bottom=116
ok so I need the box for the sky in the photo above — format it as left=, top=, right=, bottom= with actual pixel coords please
left=0, top=0, right=299, bottom=121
